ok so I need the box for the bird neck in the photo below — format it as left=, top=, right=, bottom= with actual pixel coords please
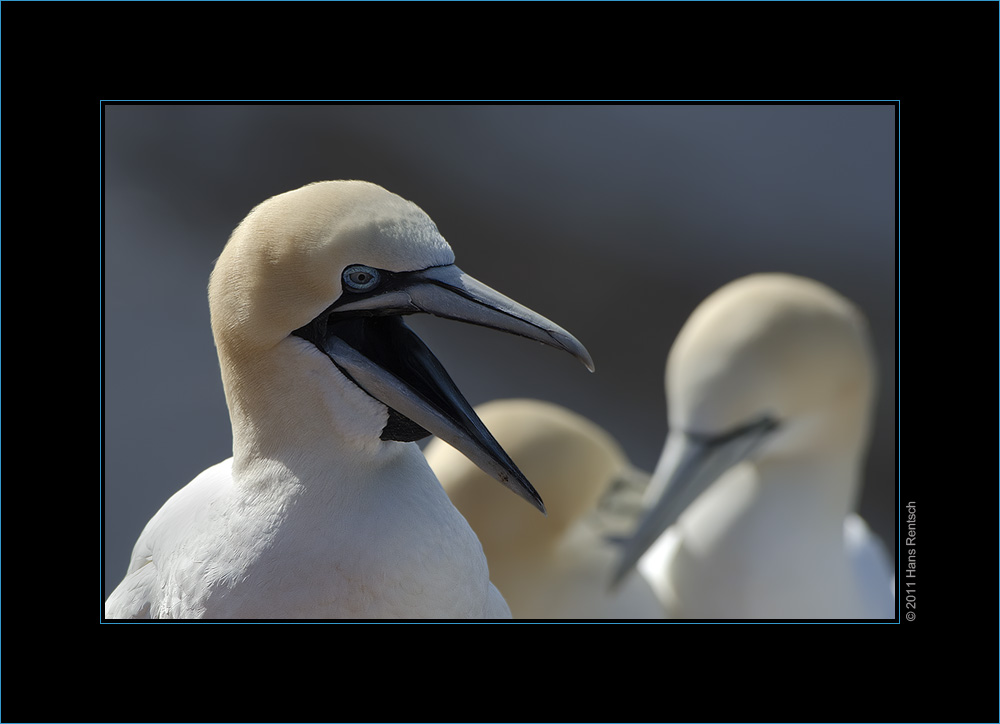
left=218, top=335, right=392, bottom=479
left=753, top=449, right=863, bottom=526
left=675, top=450, right=861, bottom=569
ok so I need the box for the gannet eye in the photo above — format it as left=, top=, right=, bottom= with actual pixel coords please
left=342, top=265, right=381, bottom=292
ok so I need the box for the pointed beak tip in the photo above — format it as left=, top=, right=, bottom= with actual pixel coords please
left=526, top=491, right=547, bottom=516
left=566, top=341, right=595, bottom=373
left=552, top=331, right=594, bottom=373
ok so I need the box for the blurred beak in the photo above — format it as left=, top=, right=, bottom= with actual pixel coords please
left=609, top=416, right=778, bottom=588
left=294, top=264, right=593, bottom=515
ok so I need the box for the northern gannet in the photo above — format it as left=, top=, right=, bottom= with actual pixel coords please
left=425, top=398, right=663, bottom=619
left=610, top=273, right=894, bottom=619
left=104, top=180, right=593, bottom=619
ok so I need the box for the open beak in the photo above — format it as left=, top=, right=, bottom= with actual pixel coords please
left=293, top=264, right=593, bottom=515
left=608, top=416, right=778, bottom=588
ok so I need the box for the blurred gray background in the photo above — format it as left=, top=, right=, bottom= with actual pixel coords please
left=102, top=103, right=897, bottom=603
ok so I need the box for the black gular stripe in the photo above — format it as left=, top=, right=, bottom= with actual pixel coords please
left=685, top=415, right=780, bottom=448
left=292, top=313, right=469, bottom=443
left=324, top=316, right=443, bottom=443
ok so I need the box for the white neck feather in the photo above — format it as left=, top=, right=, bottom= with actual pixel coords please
left=218, top=334, right=393, bottom=483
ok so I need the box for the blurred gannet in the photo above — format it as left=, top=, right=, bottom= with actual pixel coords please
left=610, top=273, right=894, bottom=619
left=426, top=398, right=664, bottom=619
left=104, top=180, right=593, bottom=619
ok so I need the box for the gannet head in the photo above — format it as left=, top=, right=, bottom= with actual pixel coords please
left=610, top=273, right=876, bottom=586
left=209, top=180, right=594, bottom=514
left=668, top=273, right=876, bottom=455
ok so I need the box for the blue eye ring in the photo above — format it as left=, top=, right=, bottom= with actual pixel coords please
left=342, top=264, right=381, bottom=292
